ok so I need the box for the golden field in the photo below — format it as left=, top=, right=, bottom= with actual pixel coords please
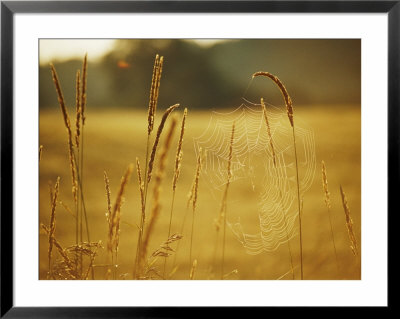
left=39, top=104, right=361, bottom=280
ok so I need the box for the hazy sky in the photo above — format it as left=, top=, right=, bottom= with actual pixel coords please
left=39, top=39, right=224, bottom=64
left=40, top=39, right=117, bottom=64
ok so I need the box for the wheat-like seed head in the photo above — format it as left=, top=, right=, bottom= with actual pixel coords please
left=81, top=53, right=88, bottom=125
left=107, top=164, right=134, bottom=254
left=50, top=64, right=72, bottom=132
left=151, top=233, right=183, bottom=258
left=104, top=171, right=112, bottom=230
left=192, top=148, right=203, bottom=213
left=172, top=107, right=187, bottom=191
left=75, top=70, right=81, bottom=148
left=50, top=63, right=78, bottom=202
left=153, top=56, right=164, bottom=116
left=321, top=161, right=331, bottom=210
left=261, top=98, right=277, bottom=167
left=164, top=233, right=183, bottom=245
left=147, top=54, right=163, bottom=135
left=136, top=157, right=146, bottom=225
left=253, top=71, right=294, bottom=127
left=340, top=185, right=358, bottom=256
left=215, top=123, right=235, bottom=230
left=147, top=104, right=180, bottom=184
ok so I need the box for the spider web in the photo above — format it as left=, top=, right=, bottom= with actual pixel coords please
left=193, top=101, right=316, bottom=254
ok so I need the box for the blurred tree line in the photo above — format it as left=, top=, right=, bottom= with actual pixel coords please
left=40, top=39, right=360, bottom=110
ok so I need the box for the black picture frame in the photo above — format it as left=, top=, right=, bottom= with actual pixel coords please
left=1, top=0, right=394, bottom=317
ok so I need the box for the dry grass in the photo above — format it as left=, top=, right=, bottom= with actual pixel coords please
left=220, top=123, right=235, bottom=279
left=253, top=71, right=293, bottom=127
left=340, top=185, right=358, bottom=256
left=322, top=161, right=339, bottom=272
left=253, top=71, right=303, bottom=278
left=39, top=106, right=361, bottom=280
left=50, top=64, right=77, bottom=203
left=138, top=118, right=177, bottom=279
left=40, top=55, right=361, bottom=280
left=147, top=104, right=180, bottom=185
left=189, top=148, right=202, bottom=273
left=262, top=97, right=295, bottom=279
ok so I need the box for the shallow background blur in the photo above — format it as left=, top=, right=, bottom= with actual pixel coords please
left=39, top=39, right=361, bottom=280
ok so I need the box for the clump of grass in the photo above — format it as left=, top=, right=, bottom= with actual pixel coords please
left=51, top=56, right=92, bottom=277
left=41, top=52, right=360, bottom=281
left=41, top=224, right=76, bottom=279
left=42, top=223, right=102, bottom=280
left=135, top=55, right=165, bottom=278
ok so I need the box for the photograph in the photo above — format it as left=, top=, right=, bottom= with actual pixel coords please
left=38, top=38, right=361, bottom=281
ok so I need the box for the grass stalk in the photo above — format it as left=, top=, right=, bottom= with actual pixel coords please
left=138, top=118, right=177, bottom=278
left=340, top=185, right=360, bottom=279
left=340, top=185, right=358, bottom=257
left=163, top=108, right=187, bottom=279
left=220, top=123, right=235, bottom=280
left=321, top=161, right=340, bottom=274
left=134, top=158, right=146, bottom=278
left=292, top=127, right=303, bottom=279
left=261, top=97, right=295, bottom=279
left=189, top=149, right=202, bottom=273
left=171, top=183, right=194, bottom=276
left=48, top=177, right=60, bottom=277
left=253, top=71, right=302, bottom=279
